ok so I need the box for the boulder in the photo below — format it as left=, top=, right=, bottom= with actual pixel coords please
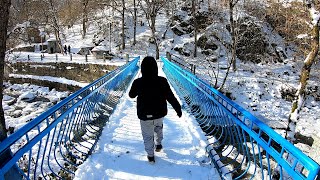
left=310, top=135, right=320, bottom=164
left=18, top=91, right=36, bottom=102
left=170, top=7, right=213, bottom=36
left=173, top=42, right=194, bottom=57
left=236, top=17, right=267, bottom=63
left=235, top=16, right=287, bottom=63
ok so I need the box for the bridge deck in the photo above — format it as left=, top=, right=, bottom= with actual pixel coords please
left=74, top=63, right=220, bottom=179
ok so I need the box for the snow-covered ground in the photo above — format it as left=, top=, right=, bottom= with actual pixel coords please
left=3, top=82, right=70, bottom=133
left=6, top=51, right=128, bottom=66
left=74, top=66, right=221, bottom=180
left=9, top=74, right=89, bottom=87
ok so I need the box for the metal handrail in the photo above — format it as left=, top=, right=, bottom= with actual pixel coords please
left=0, top=57, right=140, bottom=179
left=161, top=56, right=319, bottom=180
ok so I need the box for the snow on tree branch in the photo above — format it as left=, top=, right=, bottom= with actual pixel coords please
left=307, top=1, right=320, bottom=25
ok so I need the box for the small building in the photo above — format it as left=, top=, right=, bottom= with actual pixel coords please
left=78, top=43, right=95, bottom=55
left=47, top=38, right=59, bottom=54
left=91, top=46, right=112, bottom=59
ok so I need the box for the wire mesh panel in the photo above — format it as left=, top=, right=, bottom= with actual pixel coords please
left=0, top=57, right=140, bottom=180
left=161, top=57, right=319, bottom=180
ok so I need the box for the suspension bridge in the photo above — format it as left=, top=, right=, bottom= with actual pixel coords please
left=0, top=56, right=319, bottom=180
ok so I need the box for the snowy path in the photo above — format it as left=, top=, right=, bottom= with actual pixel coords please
left=74, top=64, right=220, bottom=180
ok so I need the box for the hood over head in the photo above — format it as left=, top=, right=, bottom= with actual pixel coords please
left=141, top=56, right=158, bottom=78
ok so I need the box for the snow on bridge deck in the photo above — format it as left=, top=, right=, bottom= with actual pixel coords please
left=74, top=63, right=220, bottom=180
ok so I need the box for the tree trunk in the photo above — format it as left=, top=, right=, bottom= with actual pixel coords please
left=0, top=1, right=23, bottom=179
left=285, top=7, right=319, bottom=142
left=155, top=41, right=160, bottom=59
left=142, top=0, right=166, bottom=59
left=109, top=22, right=112, bottom=52
left=122, top=0, right=125, bottom=50
left=151, top=14, right=159, bottom=59
left=0, top=0, right=10, bottom=144
left=48, top=0, right=64, bottom=54
left=67, top=0, right=73, bottom=27
left=133, top=0, right=137, bottom=46
left=52, top=17, right=64, bottom=54
left=82, top=0, right=89, bottom=39
left=229, top=0, right=237, bottom=71
left=192, top=0, right=198, bottom=57
left=218, top=0, right=239, bottom=90
left=23, top=1, right=30, bottom=44
left=218, top=54, right=233, bottom=91
left=54, top=29, right=64, bottom=54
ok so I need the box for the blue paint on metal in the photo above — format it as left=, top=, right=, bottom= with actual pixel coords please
left=161, top=56, right=320, bottom=180
left=0, top=57, right=139, bottom=179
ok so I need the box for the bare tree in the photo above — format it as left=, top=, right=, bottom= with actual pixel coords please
left=127, top=0, right=140, bottom=46
left=82, top=0, right=89, bottom=38
left=206, top=58, right=220, bottom=88
left=108, top=0, right=126, bottom=50
left=133, top=0, right=137, bottom=45
left=0, top=0, right=11, bottom=145
left=0, top=0, right=23, bottom=178
left=229, top=0, right=239, bottom=71
left=59, top=0, right=83, bottom=28
left=7, top=0, right=48, bottom=46
left=141, top=0, right=167, bottom=59
left=192, top=0, right=198, bottom=57
left=122, top=0, right=125, bottom=49
left=161, top=0, right=177, bottom=40
left=285, top=0, right=320, bottom=142
left=46, top=0, right=64, bottom=54
left=218, top=0, right=239, bottom=91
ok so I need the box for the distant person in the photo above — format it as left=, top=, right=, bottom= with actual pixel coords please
left=68, top=45, right=71, bottom=54
left=129, top=56, right=182, bottom=164
left=64, top=45, right=67, bottom=54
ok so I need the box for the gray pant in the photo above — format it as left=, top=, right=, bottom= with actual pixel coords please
left=140, top=118, right=163, bottom=156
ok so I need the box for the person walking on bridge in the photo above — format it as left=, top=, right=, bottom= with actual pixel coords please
left=129, top=56, right=182, bottom=164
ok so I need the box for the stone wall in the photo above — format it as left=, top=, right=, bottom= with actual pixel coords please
left=5, top=62, right=118, bottom=92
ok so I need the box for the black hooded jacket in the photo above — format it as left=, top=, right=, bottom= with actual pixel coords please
left=129, top=56, right=182, bottom=120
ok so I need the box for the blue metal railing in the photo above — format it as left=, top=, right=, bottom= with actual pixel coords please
left=161, top=56, right=320, bottom=180
left=0, top=57, right=140, bottom=179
